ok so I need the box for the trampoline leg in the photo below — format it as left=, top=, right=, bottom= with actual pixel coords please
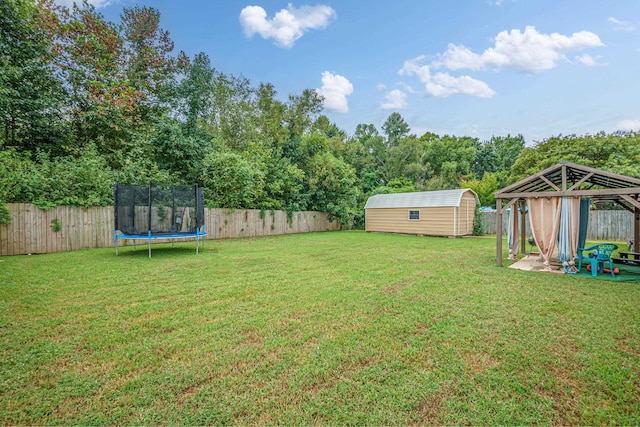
left=115, top=233, right=119, bottom=256
left=148, top=231, right=152, bottom=258
left=196, top=234, right=199, bottom=254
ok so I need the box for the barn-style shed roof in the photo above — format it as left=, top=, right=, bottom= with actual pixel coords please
left=365, top=189, right=478, bottom=209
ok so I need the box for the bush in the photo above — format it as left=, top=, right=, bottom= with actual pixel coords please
left=200, top=151, right=265, bottom=208
left=0, top=149, right=47, bottom=204
left=0, top=203, right=11, bottom=225
left=472, top=206, right=484, bottom=236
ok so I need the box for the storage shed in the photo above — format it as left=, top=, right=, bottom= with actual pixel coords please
left=364, top=189, right=479, bottom=237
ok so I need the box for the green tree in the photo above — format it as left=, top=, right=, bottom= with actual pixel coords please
left=510, top=132, right=640, bottom=182
left=421, top=133, right=477, bottom=189
left=36, top=145, right=113, bottom=207
left=121, top=5, right=181, bottom=120
left=381, top=112, right=410, bottom=147
left=493, top=134, right=525, bottom=171
left=254, top=82, right=288, bottom=149
left=371, top=177, right=417, bottom=195
left=178, top=52, right=214, bottom=133
left=384, top=135, right=428, bottom=185
left=261, top=156, right=306, bottom=211
left=305, top=151, right=358, bottom=226
left=461, top=172, right=499, bottom=207
left=353, top=123, right=384, bottom=186
left=472, top=134, right=525, bottom=185
left=47, top=1, right=143, bottom=162
left=0, top=148, right=46, bottom=203
left=200, top=151, right=265, bottom=209
left=151, top=117, right=210, bottom=182
left=209, top=72, right=259, bottom=152
left=0, top=0, right=66, bottom=153
left=284, top=89, right=323, bottom=140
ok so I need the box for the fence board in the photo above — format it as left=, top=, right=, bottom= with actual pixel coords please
left=0, top=207, right=7, bottom=256
left=15, top=205, right=22, bottom=255
left=57, top=206, right=66, bottom=253
left=16, top=205, right=24, bottom=255
left=0, top=204, right=341, bottom=256
left=46, top=208, right=55, bottom=254
left=23, top=204, right=32, bottom=254
left=40, top=207, right=48, bottom=254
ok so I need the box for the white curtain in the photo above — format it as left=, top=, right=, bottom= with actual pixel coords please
left=527, top=197, right=562, bottom=270
left=557, top=197, right=581, bottom=273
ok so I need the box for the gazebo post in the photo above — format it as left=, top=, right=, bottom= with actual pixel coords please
left=635, top=205, right=639, bottom=252
left=519, top=200, right=526, bottom=256
left=496, top=198, right=503, bottom=266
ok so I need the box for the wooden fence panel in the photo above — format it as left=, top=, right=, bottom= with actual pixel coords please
left=589, top=210, right=633, bottom=241
left=480, top=210, right=633, bottom=241
left=0, top=204, right=341, bottom=256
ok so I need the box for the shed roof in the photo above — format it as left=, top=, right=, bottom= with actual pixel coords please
left=364, top=189, right=478, bottom=209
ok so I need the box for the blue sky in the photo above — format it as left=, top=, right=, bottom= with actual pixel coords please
left=58, top=0, right=640, bottom=144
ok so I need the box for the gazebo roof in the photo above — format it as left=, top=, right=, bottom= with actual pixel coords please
left=493, top=161, right=640, bottom=266
left=494, top=161, right=640, bottom=209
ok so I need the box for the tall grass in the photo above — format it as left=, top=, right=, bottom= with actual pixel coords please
left=1, top=231, right=638, bottom=425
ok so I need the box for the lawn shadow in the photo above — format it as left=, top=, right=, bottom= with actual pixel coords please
left=510, top=255, right=640, bottom=283
left=113, top=243, right=211, bottom=259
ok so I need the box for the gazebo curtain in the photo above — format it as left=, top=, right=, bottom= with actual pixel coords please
left=557, top=197, right=581, bottom=273
left=527, top=197, right=561, bottom=270
left=577, top=198, right=591, bottom=250
left=527, top=196, right=581, bottom=271
left=507, top=206, right=520, bottom=260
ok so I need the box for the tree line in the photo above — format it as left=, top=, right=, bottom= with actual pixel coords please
left=2, top=0, right=640, bottom=227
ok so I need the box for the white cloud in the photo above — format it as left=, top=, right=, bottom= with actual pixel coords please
left=239, top=4, right=336, bottom=48
left=488, top=0, right=517, bottom=5
left=439, top=44, right=485, bottom=71
left=399, top=82, right=420, bottom=94
left=54, top=0, right=116, bottom=7
left=316, top=71, right=353, bottom=113
left=438, top=26, right=604, bottom=73
left=376, top=83, right=387, bottom=91
left=399, top=55, right=432, bottom=81
left=617, top=119, right=640, bottom=131
left=380, top=89, right=408, bottom=110
left=608, top=17, right=635, bottom=32
left=396, top=26, right=604, bottom=98
left=427, top=72, right=495, bottom=98
left=399, top=56, right=495, bottom=98
left=575, top=53, right=605, bottom=67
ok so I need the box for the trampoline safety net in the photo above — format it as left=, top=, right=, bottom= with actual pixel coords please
left=114, top=182, right=205, bottom=235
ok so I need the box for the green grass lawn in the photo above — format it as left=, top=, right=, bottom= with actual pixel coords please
left=1, top=231, right=639, bottom=425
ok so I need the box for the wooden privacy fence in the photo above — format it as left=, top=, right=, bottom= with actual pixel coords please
left=480, top=210, right=634, bottom=241
left=0, top=204, right=341, bottom=256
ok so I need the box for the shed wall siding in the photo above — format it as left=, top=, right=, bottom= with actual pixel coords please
left=456, top=194, right=478, bottom=235
left=365, top=190, right=478, bottom=236
left=365, top=207, right=457, bottom=236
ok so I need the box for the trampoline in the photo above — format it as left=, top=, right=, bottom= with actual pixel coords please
left=114, top=182, right=206, bottom=257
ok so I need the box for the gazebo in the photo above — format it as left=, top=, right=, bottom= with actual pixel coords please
left=494, top=161, right=640, bottom=266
